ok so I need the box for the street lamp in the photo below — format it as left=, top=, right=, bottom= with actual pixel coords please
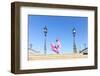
left=72, top=27, right=77, bottom=53
left=43, top=26, right=48, bottom=55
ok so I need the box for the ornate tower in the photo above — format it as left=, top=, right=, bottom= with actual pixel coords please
left=43, top=26, right=48, bottom=55
left=72, top=27, right=77, bottom=53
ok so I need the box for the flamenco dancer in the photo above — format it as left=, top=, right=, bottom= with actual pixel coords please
left=51, top=38, right=61, bottom=54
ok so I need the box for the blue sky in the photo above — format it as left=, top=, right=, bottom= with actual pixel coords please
left=28, top=15, right=88, bottom=54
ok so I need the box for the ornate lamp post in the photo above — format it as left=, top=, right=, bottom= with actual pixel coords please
left=43, top=26, right=48, bottom=55
left=72, top=27, right=77, bottom=53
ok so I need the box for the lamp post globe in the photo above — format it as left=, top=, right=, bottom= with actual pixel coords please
left=73, top=28, right=76, bottom=37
